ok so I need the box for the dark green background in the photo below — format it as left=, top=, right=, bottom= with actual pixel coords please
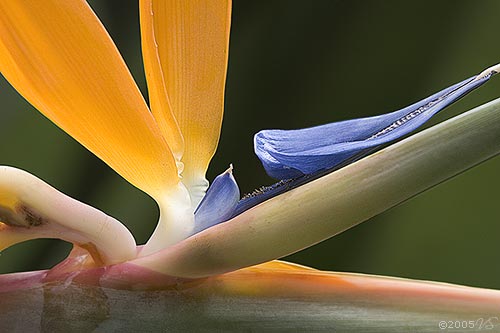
left=0, top=0, right=499, bottom=289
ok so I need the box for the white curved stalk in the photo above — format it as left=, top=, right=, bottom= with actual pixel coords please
left=133, top=97, right=500, bottom=277
left=0, top=167, right=136, bottom=265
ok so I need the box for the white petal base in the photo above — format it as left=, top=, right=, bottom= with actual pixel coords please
left=141, top=183, right=194, bottom=256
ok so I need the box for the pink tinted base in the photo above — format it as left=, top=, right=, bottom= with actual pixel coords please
left=0, top=247, right=189, bottom=292
left=1, top=251, right=499, bottom=312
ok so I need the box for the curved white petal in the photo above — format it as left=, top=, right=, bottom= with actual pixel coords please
left=0, top=167, right=136, bottom=265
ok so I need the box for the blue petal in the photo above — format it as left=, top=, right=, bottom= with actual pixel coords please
left=255, top=70, right=496, bottom=179
left=193, top=165, right=240, bottom=234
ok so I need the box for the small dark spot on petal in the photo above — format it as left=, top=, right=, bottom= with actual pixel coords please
left=0, top=203, right=47, bottom=228
left=18, top=204, right=46, bottom=227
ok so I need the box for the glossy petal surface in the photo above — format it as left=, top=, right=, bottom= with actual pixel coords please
left=0, top=0, right=179, bottom=195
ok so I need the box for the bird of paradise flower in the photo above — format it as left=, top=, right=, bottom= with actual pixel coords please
left=0, top=0, right=500, bottom=331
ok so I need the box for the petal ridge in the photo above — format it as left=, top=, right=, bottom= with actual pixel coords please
left=140, top=0, right=232, bottom=202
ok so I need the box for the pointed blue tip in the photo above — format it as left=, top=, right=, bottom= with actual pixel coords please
left=193, top=165, right=240, bottom=234
left=255, top=66, right=497, bottom=180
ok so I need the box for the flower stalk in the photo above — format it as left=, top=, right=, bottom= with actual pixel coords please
left=133, top=97, right=500, bottom=277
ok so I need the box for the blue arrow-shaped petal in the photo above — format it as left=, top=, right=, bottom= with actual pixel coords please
left=255, top=65, right=498, bottom=179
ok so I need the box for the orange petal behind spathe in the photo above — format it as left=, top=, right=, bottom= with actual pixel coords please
left=140, top=0, right=232, bottom=205
left=0, top=0, right=179, bottom=196
left=205, top=261, right=500, bottom=320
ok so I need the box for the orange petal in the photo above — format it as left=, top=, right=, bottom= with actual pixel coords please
left=139, top=0, right=184, bottom=161
left=140, top=0, right=232, bottom=203
left=204, top=261, right=500, bottom=321
left=0, top=0, right=179, bottom=196
left=215, top=260, right=499, bottom=302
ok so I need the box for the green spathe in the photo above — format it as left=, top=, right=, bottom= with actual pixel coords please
left=134, top=97, right=500, bottom=277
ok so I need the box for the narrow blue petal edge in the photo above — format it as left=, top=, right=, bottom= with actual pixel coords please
left=255, top=68, right=497, bottom=180
left=193, top=165, right=240, bottom=234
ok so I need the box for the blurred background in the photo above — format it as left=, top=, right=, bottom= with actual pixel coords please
left=0, top=0, right=499, bottom=289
